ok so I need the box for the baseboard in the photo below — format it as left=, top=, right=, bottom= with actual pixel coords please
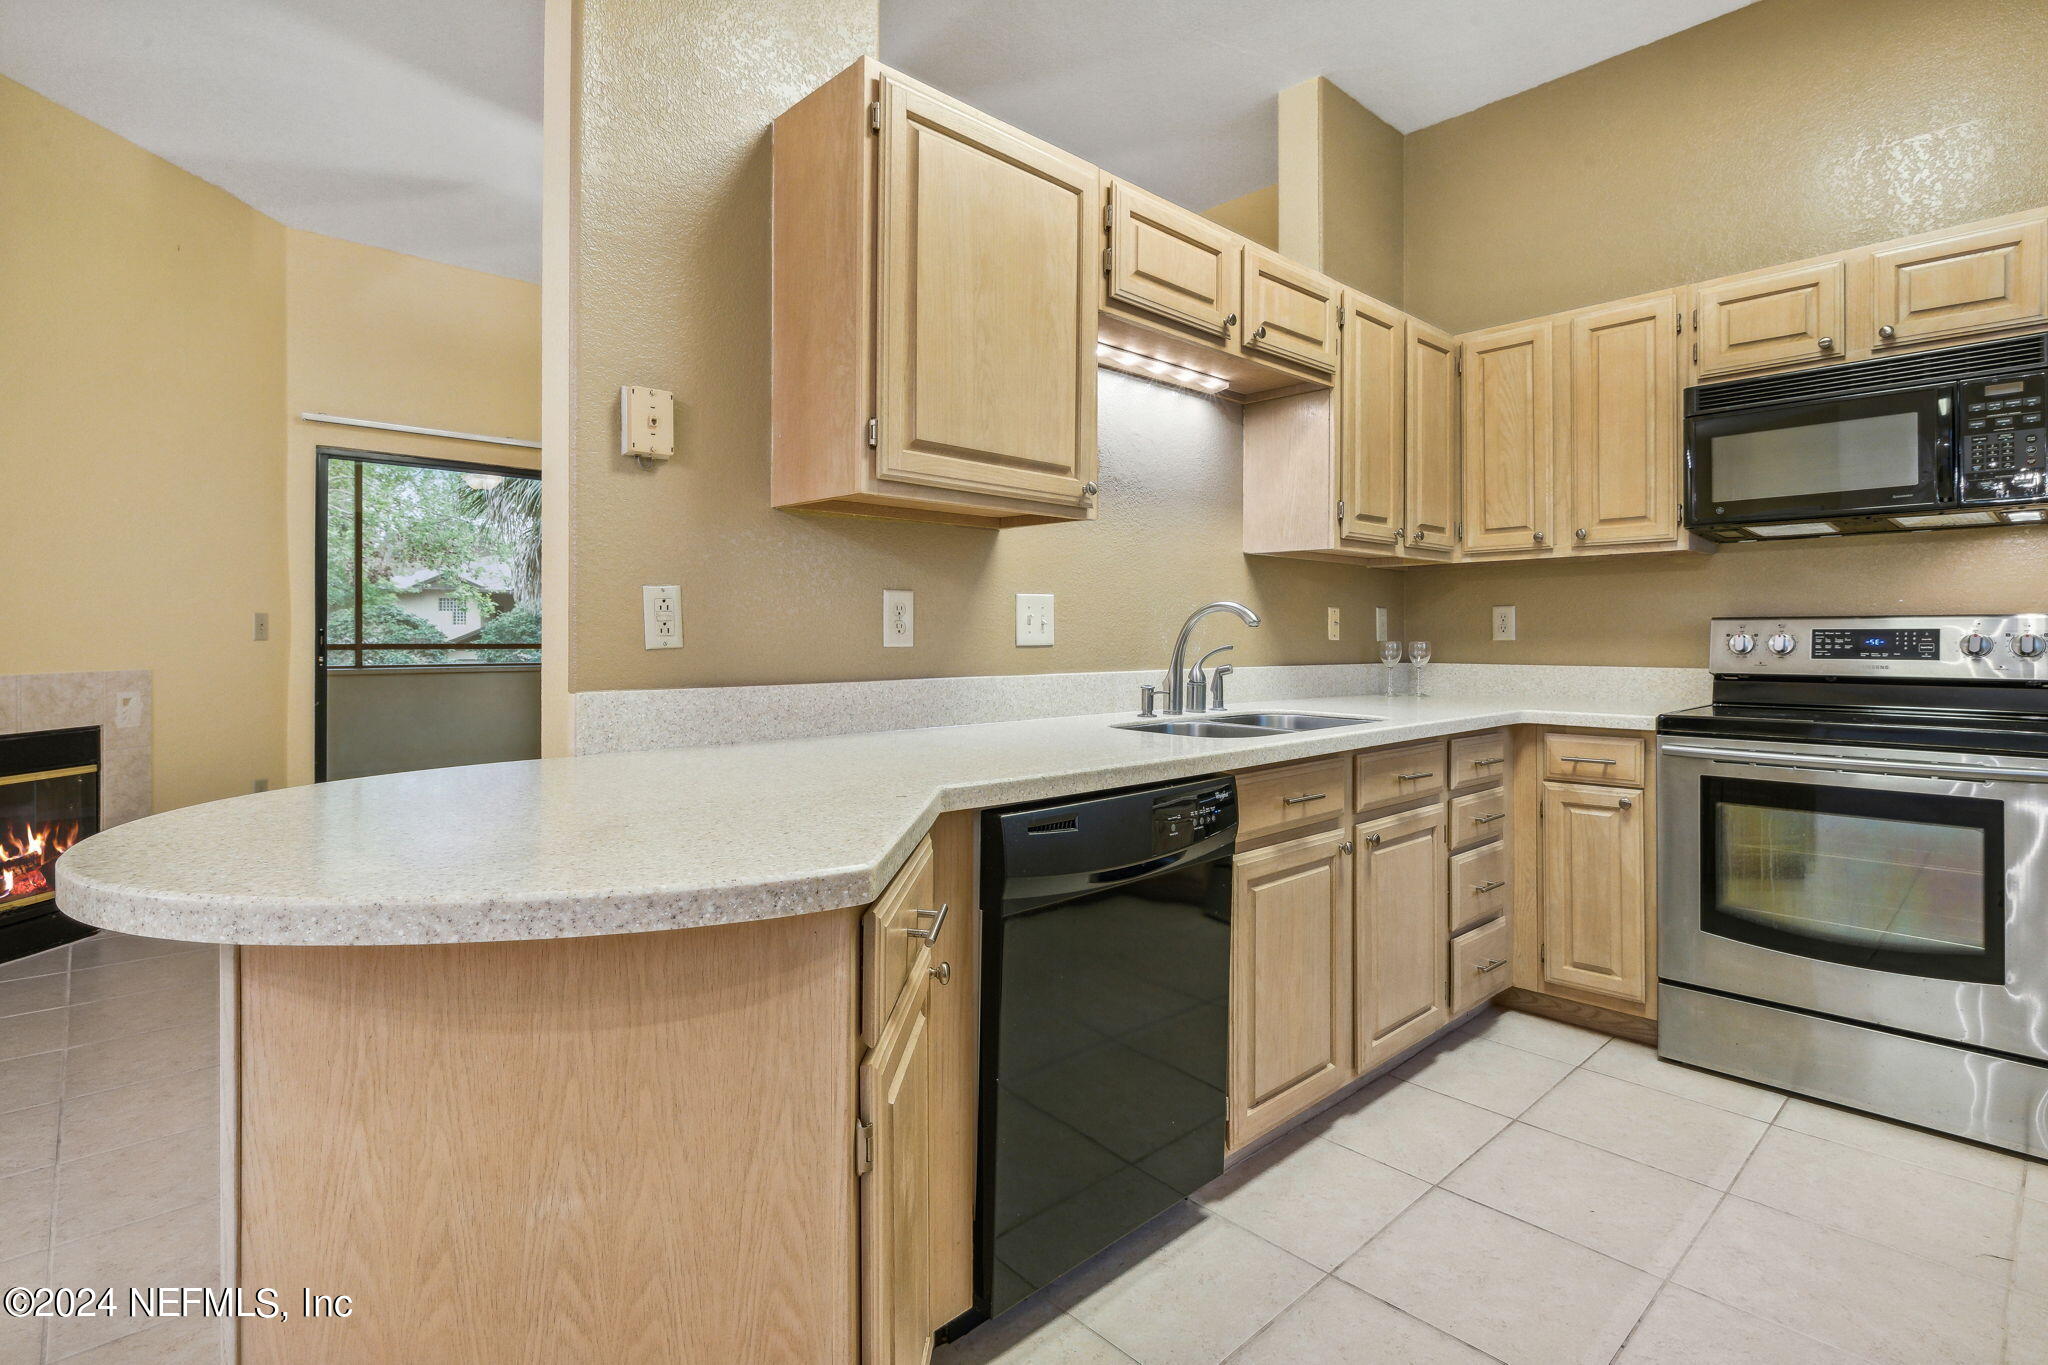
left=1500, top=987, right=1658, bottom=1046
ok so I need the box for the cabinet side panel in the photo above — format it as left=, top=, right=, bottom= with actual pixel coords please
left=1242, top=390, right=1338, bottom=554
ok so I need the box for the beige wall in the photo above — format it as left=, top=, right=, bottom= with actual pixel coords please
left=0, top=76, right=288, bottom=812
left=1283, top=77, right=1403, bottom=304
left=547, top=0, right=1402, bottom=734
left=1400, top=0, right=2048, bottom=665
left=1203, top=184, right=1278, bottom=251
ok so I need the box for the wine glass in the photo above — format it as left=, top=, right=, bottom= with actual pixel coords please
left=1409, top=640, right=1433, bottom=697
left=1378, top=640, right=1402, bottom=697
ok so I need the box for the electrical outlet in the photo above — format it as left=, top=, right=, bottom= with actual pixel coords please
left=883, top=590, right=914, bottom=648
left=643, top=585, right=681, bottom=649
left=1326, top=607, right=1341, bottom=641
left=1492, top=605, right=1517, bottom=642
left=1375, top=606, right=1389, bottom=642
left=1015, top=594, right=1054, bottom=647
left=114, top=692, right=143, bottom=730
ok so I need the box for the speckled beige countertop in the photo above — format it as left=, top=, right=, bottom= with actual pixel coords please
left=54, top=684, right=1695, bottom=946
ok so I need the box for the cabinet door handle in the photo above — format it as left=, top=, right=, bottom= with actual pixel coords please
left=1473, top=880, right=1507, bottom=893
left=1252, top=324, right=1268, bottom=342
left=1819, top=336, right=1835, bottom=352
left=1619, top=797, right=1634, bottom=810
left=1474, top=958, right=1508, bottom=973
left=930, top=960, right=952, bottom=985
left=1472, top=812, right=1505, bottom=825
left=1878, top=324, right=1896, bottom=342
left=1361, top=833, right=1382, bottom=847
left=1398, top=770, right=1436, bottom=781
left=1282, top=792, right=1328, bottom=806
left=904, top=902, right=950, bottom=943
left=1224, top=312, right=1238, bottom=333
left=1560, top=756, right=1617, bottom=766
left=1575, top=528, right=1588, bottom=541
left=1339, top=840, right=1354, bottom=854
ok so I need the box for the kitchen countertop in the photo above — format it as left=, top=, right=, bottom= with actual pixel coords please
left=55, top=687, right=1678, bottom=947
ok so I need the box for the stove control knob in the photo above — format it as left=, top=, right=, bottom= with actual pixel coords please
left=1766, top=631, right=1798, bottom=657
left=1961, top=631, right=1995, bottom=658
left=1725, top=631, right=1757, bottom=657
left=2015, top=633, right=2047, bottom=660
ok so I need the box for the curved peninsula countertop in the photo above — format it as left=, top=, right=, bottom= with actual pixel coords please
left=56, top=687, right=1687, bottom=946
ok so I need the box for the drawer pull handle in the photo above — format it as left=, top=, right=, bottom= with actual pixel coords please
left=1474, top=958, right=1508, bottom=973
left=1473, top=880, right=1507, bottom=893
left=904, top=902, right=950, bottom=943
left=1471, top=757, right=1505, bottom=767
left=1560, top=756, right=1618, bottom=765
left=1472, top=812, right=1505, bottom=825
left=1397, top=770, right=1436, bottom=781
left=1282, top=792, right=1328, bottom=806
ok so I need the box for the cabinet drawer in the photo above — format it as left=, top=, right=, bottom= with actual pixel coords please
left=1355, top=740, right=1449, bottom=813
left=1448, top=787, right=1508, bottom=852
left=862, top=836, right=938, bottom=1047
left=1448, top=732, right=1508, bottom=792
left=1237, top=756, right=1350, bottom=840
left=1450, top=917, right=1512, bottom=1015
left=1542, top=733, right=1645, bottom=787
left=1450, top=842, right=1511, bottom=935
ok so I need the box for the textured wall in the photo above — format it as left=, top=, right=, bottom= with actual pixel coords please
left=1400, top=0, right=2048, bottom=665
left=1311, top=79, right=1404, bottom=305
left=552, top=3, right=1401, bottom=708
left=1204, top=184, right=1279, bottom=250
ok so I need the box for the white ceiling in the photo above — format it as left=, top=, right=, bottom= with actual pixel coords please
left=0, top=0, right=542, bottom=280
left=882, top=0, right=1759, bottom=211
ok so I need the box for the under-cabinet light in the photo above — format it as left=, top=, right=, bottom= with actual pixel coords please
left=1094, top=341, right=1234, bottom=397
left=2003, top=510, right=2045, bottom=523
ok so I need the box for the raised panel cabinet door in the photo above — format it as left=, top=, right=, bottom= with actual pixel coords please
left=875, top=78, right=1099, bottom=507
left=1340, top=291, right=1408, bottom=548
left=1106, top=179, right=1242, bottom=339
left=1354, top=804, right=1449, bottom=1073
left=1404, top=321, right=1459, bottom=554
left=860, top=968, right=936, bottom=1365
left=1566, top=293, right=1680, bottom=549
left=1460, top=321, right=1554, bottom=554
left=1694, top=259, right=1846, bottom=379
left=1229, top=829, right=1353, bottom=1148
left=1869, top=216, right=2048, bottom=349
left=1242, top=247, right=1341, bottom=375
left=1540, top=782, right=1648, bottom=1004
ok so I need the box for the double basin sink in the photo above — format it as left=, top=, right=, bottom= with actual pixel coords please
left=1115, top=712, right=1380, bottom=739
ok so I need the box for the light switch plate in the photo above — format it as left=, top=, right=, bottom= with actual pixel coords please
left=644, top=585, right=681, bottom=649
left=114, top=692, right=143, bottom=729
left=883, top=590, right=914, bottom=648
left=1326, top=607, right=1341, bottom=641
left=1492, top=605, right=1517, bottom=642
left=252, top=612, right=269, bottom=642
left=1015, top=594, right=1054, bottom=647
left=621, top=386, right=675, bottom=460
left=1375, top=607, right=1389, bottom=642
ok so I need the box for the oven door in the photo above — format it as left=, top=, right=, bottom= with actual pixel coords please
left=1659, top=737, right=2048, bottom=1060
left=1685, top=385, right=1952, bottom=526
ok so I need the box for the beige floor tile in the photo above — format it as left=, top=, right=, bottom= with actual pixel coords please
left=0, top=974, right=67, bottom=1021
left=0, top=1008, right=67, bottom=1064
left=58, top=1066, right=216, bottom=1164
left=64, top=980, right=216, bottom=1049
left=46, top=1201, right=220, bottom=1358
left=0, top=1167, right=55, bottom=1260
left=64, top=1023, right=216, bottom=1098
left=2028, top=1163, right=2048, bottom=1205
left=1443, top=1123, right=1721, bottom=1275
left=1457, top=1008, right=1606, bottom=1065
left=1672, top=1196, right=2005, bottom=1365
left=1336, top=1190, right=1657, bottom=1365
left=1734, top=1127, right=2020, bottom=1284
left=1521, top=1071, right=1767, bottom=1189
left=1308, top=1077, right=1509, bottom=1184
left=2008, top=1290, right=2048, bottom=1365
left=53, top=1314, right=229, bottom=1364
left=1228, top=1276, right=1489, bottom=1364
left=0, top=1249, right=47, bottom=1365
left=0, top=1103, right=58, bottom=1179
left=67, top=950, right=215, bottom=1006
left=67, top=935, right=197, bottom=972
left=1393, top=1034, right=1573, bottom=1117
left=53, top=1128, right=218, bottom=1244
left=1055, top=1203, right=1321, bottom=1365
left=0, top=1050, right=64, bottom=1115
left=2016, top=1198, right=2048, bottom=1300
left=937, top=1290, right=1133, bottom=1364
left=1616, top=1284, right=1868, bottom=1364
left=1775, top=1098, right=2027, bottom=1193
left=1581, top=1039, right=1784, bottom=1121
left=1194, top=1133, right=1426, bottom=1271
left=0, top=945, right=67, bottom=983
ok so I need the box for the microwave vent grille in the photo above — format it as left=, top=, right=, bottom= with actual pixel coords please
left=1691, top=333, right=2048, bottom=414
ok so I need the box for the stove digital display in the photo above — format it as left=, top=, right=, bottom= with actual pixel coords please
left=1810, top=628, right=1940, bottom=660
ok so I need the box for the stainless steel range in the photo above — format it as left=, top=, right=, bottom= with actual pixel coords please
left=1658, top=614, right=2048, bottom=1156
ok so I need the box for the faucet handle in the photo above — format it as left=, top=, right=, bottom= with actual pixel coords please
left=1209, top=664, right=1234, bottom=711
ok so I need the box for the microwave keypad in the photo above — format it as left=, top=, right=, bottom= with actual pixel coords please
left=1961, top=374, right=2048, bottom=502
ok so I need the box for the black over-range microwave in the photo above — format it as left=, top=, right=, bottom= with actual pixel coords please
left=1684, top=331, right=2048, bottom=541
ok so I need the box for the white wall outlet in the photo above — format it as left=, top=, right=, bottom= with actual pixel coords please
left=1375, top=606, right=1389, bottom=642
left=114, top=691, right=143, bottom=730
left=883, top=589, right=914, bottom=648
left=252, top=612, right=269, bottom=642
left=1015, top=593, right=1054, bottom=647
left=643, top=585, right=681, bottom=649
left=1492, top=605, right=1517, bottom=642
left=1326, top=607, right=1341, bottom=641
left=620, top=386, right=675, bottom=461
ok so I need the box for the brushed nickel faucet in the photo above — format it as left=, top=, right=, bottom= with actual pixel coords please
left=1163, top=602, right=1260, bottom=714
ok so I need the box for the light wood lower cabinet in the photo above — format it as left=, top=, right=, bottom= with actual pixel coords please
left=1353, top=803, right=1449, bottom=1073
left=1229, top=828, right=1354, bottom=1148
left=1539, top=781, right=1649, bottom=1006
left=1450, top=916, right=1512, bottom=1015
left=861, top=959, right=936, bottom=1365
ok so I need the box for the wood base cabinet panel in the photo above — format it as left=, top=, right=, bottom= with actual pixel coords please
left=862, top=962, right=937, bottom=1365
left=1539, top=781, right=1649, bottom=1006
left=1354, top=804, right=1449, bottom=1073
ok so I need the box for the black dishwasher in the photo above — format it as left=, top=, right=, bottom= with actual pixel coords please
left=975, top=775, right=1236, bottom=1319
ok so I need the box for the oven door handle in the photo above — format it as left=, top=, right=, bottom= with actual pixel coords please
left=1658, top=741, right=2048, bottom=784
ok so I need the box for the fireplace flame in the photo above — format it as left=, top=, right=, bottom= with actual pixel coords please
left=1, top=821, right=82, bottom=905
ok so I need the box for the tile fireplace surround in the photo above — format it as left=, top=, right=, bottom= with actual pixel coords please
left=0, top=674, right=152, bottom=830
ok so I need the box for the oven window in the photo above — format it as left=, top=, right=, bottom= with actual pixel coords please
left=1700, top=776, right=2004, bottom=984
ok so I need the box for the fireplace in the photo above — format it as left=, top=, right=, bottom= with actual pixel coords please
left=0, top=726, right=99, bottom=962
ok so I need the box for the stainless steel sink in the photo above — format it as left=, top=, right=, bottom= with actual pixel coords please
left=1115, top=712, right=1380, bottom=738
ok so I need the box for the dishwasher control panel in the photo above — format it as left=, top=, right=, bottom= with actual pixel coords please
left=1152, top=782, right=1235, bottom=853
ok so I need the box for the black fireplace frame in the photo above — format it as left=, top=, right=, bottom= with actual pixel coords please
left=0, top=725, right=101, bottom=963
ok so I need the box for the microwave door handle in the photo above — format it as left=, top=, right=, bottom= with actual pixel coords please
left=1659, top=742, right=2048, bottom=784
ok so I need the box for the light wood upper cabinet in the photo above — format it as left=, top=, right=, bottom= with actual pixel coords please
left=860, top=963, right=935, bottom=1365
left=1229, top=829, right=1353, bottom=1149
left=1564, top=292, right=1681, bottom=549
left=1460, top=321, right=1554, bottom=554
left=1539, top=781, right=1648, bottom=1005
left=1105, top=179, right=1242, bottom=340
left=1340, top=291, right=1408, bottom=549
left=1693, top=258, right=1847, bottom=379
left=1405, top=321, right=1460, bottom=555
left=1354, top=804, right=1449, bottom=1073
left=1864, top=214, right=2048, bottom=351
left=1242, top=248, right=1342, bottom=376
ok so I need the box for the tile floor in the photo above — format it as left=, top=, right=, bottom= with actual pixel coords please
left=0, top=932, right=225, bottom=1363
left=940, top=1006, right=2048, bottom=1365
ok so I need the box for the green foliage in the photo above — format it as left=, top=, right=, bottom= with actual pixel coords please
left=474, top=602, right=541, bottom=664
left=326, top=603, right=449, bottom=666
